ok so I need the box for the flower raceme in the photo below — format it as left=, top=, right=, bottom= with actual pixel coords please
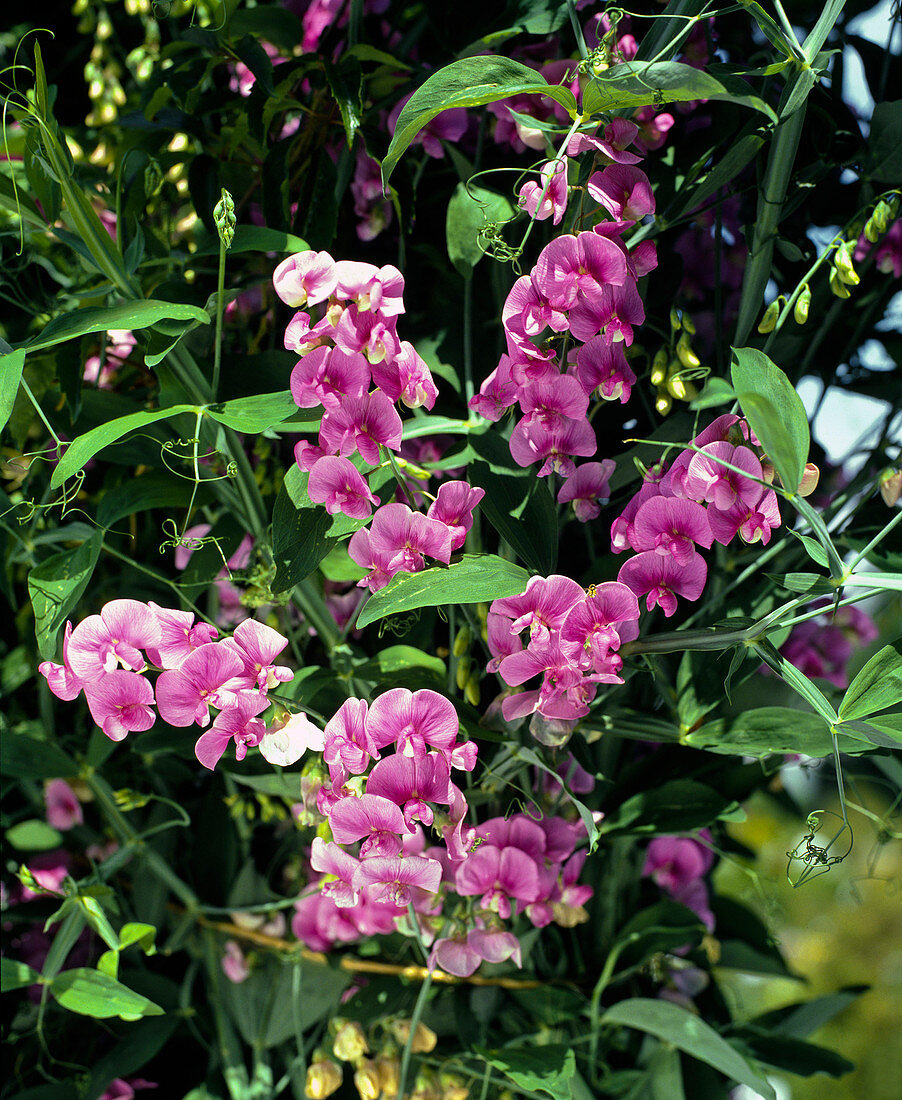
left=38, top=603, right=305, bottom=770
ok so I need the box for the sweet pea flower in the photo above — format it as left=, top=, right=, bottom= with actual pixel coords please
left=155, top=642, right=245, bottom=727
left=371, top=341, right=438, bottom=409
left=44, top=779, right=83, bottom=830
left=455, top=844, right=542, bottom=918
left=194, top=692, right=269, bottom=770
left=309, top=837, right=360, bottom=908
left=308, top=455, right=380, bottom=520
left=38, top=622, right=84, bottom=701
left=468, top=357, right=519, bottom=421
left=334, top=305, right=401, bottom=364
left=324, top=698, right=378, bottom=775
left=493, top=574, right=586, bottom=647
left=351, top=854, right=443, bottom=907
left=708, top=489, right=781, bottom=546
left=319, top=391, right=403, bottom=465
left=567, top=118, right=642, bottom=164
left=329, top=793, right=411, bottom=857
left=560, top=583, right=640, bottom=672
left=683, top=442, right=764, bottom=512
left=618, top=550, right=707, bottom=616
left=517, top=159, right=569, bottom=224
left=631, top=497, right=714, bottom=564
left=273, top=250, right=337, bottom=308
left=66, top=599, right=162, bottom=681
left=334, top=260, right=405, bottom=316
left=575, top=337, right=636, bottom=402
left=557, top=460, right=616, bottom=521
left=84, top=670, right=156, bottom=741
left=365, top=752, right=453, bottom=829
left=532, top=232, right=629, bottom=312
left=145, top=604, right=218, bottom=669
left=587, top=164, right=656, bottom=224
left=508, top=415, right=597, bottom=477
left=224, top=620, right=292, bottom=691
left=366, top=687, right=459, bottom=758
left=258, top=711, right=325, bottom=766
left=289, top=346, right=371, bottom=411
left=426, top=481, right=485, bottom=550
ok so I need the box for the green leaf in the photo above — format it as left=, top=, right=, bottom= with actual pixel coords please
left=736, top=1, right=800, bottom=58
left=98, top=471, right=205, bottom=530
left=0, top=733, right=79, bottom=779
left=206, top=391, right=298, bottom=433
left=446, top=182, right=515, bottom=277
left=271, top=481, right=336, bottom=593
left=683, top=708, right=869, bottom=758
left=0, top=347, right=26, bottom=436
left=583, top=61, right=776, bottom=121
left=835, top=714, right=902, bottom=750
left=29, top=530, right=103, bottom=660
left=382, top=56, right=577, bottom=185
left=751, top=987, right=866, bottom=1039
left=601, top=998, right=776, bottom=1100
left=735, top=1030, right=854, bottom=1078
left=356, top=554, right=530, bottom=629
left=118, top=922, right=157, bottom=953
left=1, top=956, right=42, bottom=991
left=50, top=405, right=196, bottom=490
left=867, top=101, right=902, bottom=183
left=773, top=571, right=833, bottom=594
left=324, top=55, right=363, bottom=147
left=194, top=225, right=310, bottom=256
left=731, top=347, right=809, bottom=492
left=688, top=376, right=736, bottom=411
left=17, top=301, right=210, bottom=355
left=7, top=818, right=65, bottom=852
left=512, top=744, right=599, bottom=851
left=50, top=968, right=164, bottom=1020
left=480, top=1044, right=575, bottom=1100
left=753, top=639, right=838, bottom=722
left=838, top=640, right=902, bottom=721
left=355, top=645, right=446, bottom=679
left=789, top=531, right=829, bottom=567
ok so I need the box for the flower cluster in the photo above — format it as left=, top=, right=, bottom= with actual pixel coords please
left=486, top=577, right=641, bottom=722
left=471, top=117, right=657, bottom=507
left=611, top=414, right=782, bottom=616
left=36, top=601, right=317, bottom=770
left=293, top=687, right=593, bottom=977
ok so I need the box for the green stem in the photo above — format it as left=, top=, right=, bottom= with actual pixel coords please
left=212, top=237, right=227, bottom=401
left=463, top=275, right=475, bottom=404
left=566, top=0, right=589, bottom=60
left=397, top=969, right=434, bottom=1100
left=846, top=509, right=902, bottom=573
left=19, top=377, right=64, bottom=454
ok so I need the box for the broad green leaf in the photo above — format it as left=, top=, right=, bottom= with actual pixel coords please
left=751, top=987, right=866, bottom=1039
left=835, top=714, right=902, bottom=749
left=324, top=55, right=363, bottom=147
left=29, top=530, right=103, bottom=660
left=118, top=922, right=157, bottom=953
left=838, top=640, right=902, bottom=720
left=0, top=347, right=26, bottom=435
left=6, top=819, right=63, bottom=851
left=382, top=56, right=578, bottom=185
left=512, top=744, right=598, bottom=851
left=446, top=182, right=515, bottom=277
left=17, top=301, right=210, bottom=355
left=0, top=733, right=79, bottom=779
left=206, top=391, right=298, bottom=433
left=753, top=639, right=838, bottom=722
left=355, top=645, right=446, bottom=678
left=583, top=61, right=776, bottom=121
left=98, top=471, right=205, bottom=530
left=789, top=531, right=829, bottom=568
left=600, top=780, right=738, bottom=836
left=1, top=957, right=42, bottom=991
left=648, top=1046, right=686, bottom=1100
left=50, top=968, right=164, bottom=1020
left=773, top=571, right=833, bottom=594
left=356, top=554, right=530, bottom=629
left=735, top=1030, right=854, bottom=1078
left=50, top=405, right=196, bottom=489
left=737, top=1, right=800, bottom=57
left=731, top=347, right=809, bottom=492
left=683, top=707, right=869, bottom=758
left=271, top=481, right=336, bottom=593
left=480, top=1044, right=575, bottom=1100
left=688, top=376, right=736, bottom=411
left=602, top=998, right=776, bottom=1100
left=867, top=101, right=902, bottom=184
left=78, top=895, right=120, bottom=952
left=194, top=225, right=310, bottom=256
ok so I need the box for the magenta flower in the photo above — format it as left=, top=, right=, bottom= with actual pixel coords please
left=708, top=488, right=781, bottom=546
left=44, top=779, right=83, bottom=830
left=289, top=346, right=371, bottom=411
left=610, top=468, right=671, bottom=553
left=334, top=260, right=405, bottom=316
left=631, top=497, right=713, bottom=564
left=319, top=391, right=403, bottom=465
left=532, top=232, right=628, bottom=312
left=371, top=341, right=438, bottom=410
left=324, top=698, right=377, bottom=775
left=503, top=276, right=567, bottom=344
left=618, top=551, right=707, bottom=616
left=477, top=815, right=547, bottom=861
left=426, top=481, right=485, bottom=550
left=567, top=278, right=645, bottom=345
left=329, top=793, right=411, bottom=856
left=309, top=837, right=360, bottom=908
left=273, top=250, right=337, bottom=308
left=560, top=583, right=640, bottom=672
left=84, top=670, right=156, bottom=742
left=557, top=460, right=615, bottom=522
left=351, top=854, right=443, bottom=907
left=221, top=940, right=250, bottom=984
left=334, top=306, right=401, bottom=364
left=308, top=455, right=380, bottom=520
left=388, top=93, right=467, bottom=158
left=455, top=844, right=541, bottom=918
left=366, top=687, right=459, bottom=757
left=194, top=692, right=269, bottom=770
left=518, top=375, right=589, bottom=431
left=567, top=118, right=642, bottom=164
left=155, top=642, right=245, bottom=727
left=145, top=604, right=217, bottom=669
left=67, top=599, right=162, bottom=681
left=683, top=442, right=764, bottom=512
left=224, top=620, right=292, bottom=691
left=283, top=310, right=333, bottom=355
left=667, top=414, right=746, bottom=498
left=366, top=752, right=453, bottom=828
left=587, top=164, right=655, bottom=224
left=575, top=337, right=636, bottom=402
left=517, top=159, right=569, bottom=224
left=38, top=622, right=84, bottom=701
left=509, top=415, right=597, bottom=477
left=468, top=357, right=519, bottom=421
left=350, top=503, right=452, bottom=590
left=492, top=574, right=586, bottom=646
left=633, top=106, right=675, bottom=153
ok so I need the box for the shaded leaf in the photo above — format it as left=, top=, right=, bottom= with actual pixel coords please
left=1, top=957, right=42, bottom=991
left=0, top=733, right=79, bottom=780
left=0, top=347, right=26, bottom=436
left=866, top=100, right=902, bottom=183
left=50, top=968, right=164, bottom=1020
left=838, top=640, right=902, bottom=721
left=271, top=482, right=336, bottom=593
left=17, top=302, right=210, bottom=355
left=479, top=1044, right=575, bottom=1100
left=29, top=530, right=103, bottom=660
left=683, top=707, right=869, bottom=758
left=446, top=182, right=515, bottom=277
left=206, top=391, right=298, bottom=433
left=6, top=820, right=63, bottom=851
left=600, top=780, right=737, bottom=836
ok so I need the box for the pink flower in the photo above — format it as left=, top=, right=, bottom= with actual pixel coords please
left=557, top=460, right=615, bottom=522
left=426, top=481, right=485, bottom=550
left=617, top=551, right=707, bottom=616
left=631, top=497, right=714, bottom=564
left=351, top=148, right=393, bottom=241
left=349, top=503, right=452, bottom=590
left=334, top=260, right=405, bottom=316
left=194, top=692, right=269, bottom=770
left=567, top=118, right=642, bottom=164
left=329, top=794, right=411, bottom=856
left=365, top=752, right=453, bottom=829
left=38, top=622, right=84, bottom=701
left=587, top=164, right=655, bottom=224
left=221, top=941, right=250, bottom=983
left=308, top=455, right=380, bottom=520
left=290, top=346, right=371, bottom=411
left=560, top=583, right=640, bottom=673
left=371, top=341, right=438, bottom=409
left=683, top=442, right=763, bottom=512
left=324, top=698, right=377, bottom=775
left=532, top=232, right=629, bottom=312
left=366, top=687, right=459, bottom=757
left=517, top=159, right=569, bottom=224
left=334, top=306, right=401, bottom=364
left=83, top=670, right=156, bottom=742
left=273, top=250, right=337, bottom=308
left=708, top=489, right=781, bottom=546
left=145, top=604, right=218, bottom=669
left=319, top=391, right=403, bottom=465
left=455, top=844, right=541, bottom=918
left=351, top=854, right=443, bottom=907
left=508, top=416, right=597, bottom=477
left=44, top=779, right=83, bottom=830
left=67, top=599, right=162, bottom=681
left=575, top=336, right=636, bottom=402
left=492, top=574, right=585, bottom=646
left=154, top=642, right=245, bottom=727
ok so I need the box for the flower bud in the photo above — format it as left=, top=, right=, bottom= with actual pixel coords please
left=213, top=188, right=236, bottom=250
left=793, top=285, right=810, bottom=324
left=833, top=240, right=859, bottom=285
left=878, top=467, right=902, bottom=507
left=829, top=268, right=851, bottom=299
left=377, top=1054, right=401, bottom=1097
left=655, top=389, right=673, bottom=416
left=798, top=462, right=820, bottom=497
left=392, top=1019, right=437, bottom=1053
left=681, top=312, right=696, bottom=335
left=666, top=371, right=698, bottom=402
left=669, top=307, right=682, bottom=332
left=756, top=299, right=780, bottom=334
left=675, top=333, right=700, bottom=369
left=455, top=655, right=471, bottom=691
left=353, top=1059, right=381, bottom=1100
left=464, top=673, right=481, bottom=708
left=650, top=348, right=668, bottom=387
left=333, top=1020, right=369, bottom=1063
left=452, top=625, right=471, bottom=657
left=306, top=1059, right=343, bottom=1099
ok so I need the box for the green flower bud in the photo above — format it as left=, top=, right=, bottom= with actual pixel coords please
left=650, top=348, right=668, bottom=387
left=756, top=299, right=780, bottom=334
left=669, top=307, right=682, bottom=332
left=833, top=240, right=859, bottom=285
left=793, top=285, right=811, bottom=324
left=214, top=188, right=236, bottom=250
left=452, top=625, right=471, bottom=657
left=675, top=332, right=700, bottom=369
left=829, top=267, right=851, bottom=299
